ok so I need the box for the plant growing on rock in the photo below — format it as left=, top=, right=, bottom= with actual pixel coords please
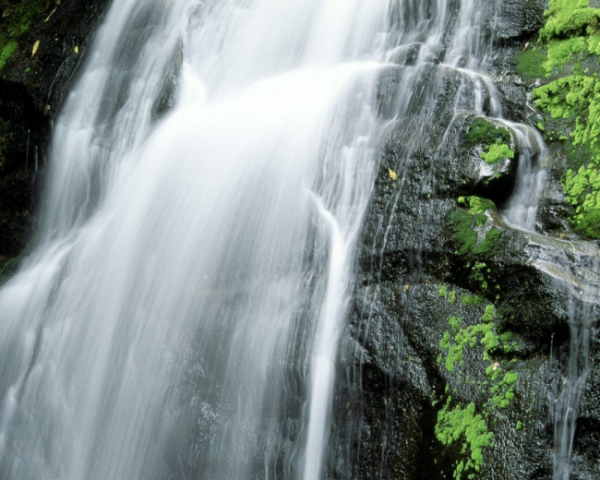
left=464, top=118, right=515, bottom=165
left=529, top=0, right=600, bottom=239
left=436, top=300, right=520, bottom=480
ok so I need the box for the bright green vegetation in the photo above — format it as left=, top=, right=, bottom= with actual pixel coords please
left=457, top=196, right=496, bottom=215
left=540, top=0, right=600, bottom=41
left=464, top=119, right=514, bottom=164
left=465, top=119, right=511, bottom=147
left=481, top=143, right=515, bottom=165
left=462, top=294, right=483, bottom=306
left=450, top=197, right=502, bottom=258
left=435, top=400, right=493, bottom=480
left=516, top=48, right=547, bottom=79
left=440, top=306, right=500, bottom=373
left=448, top=290, right=457, bottom=304
left=543, top=37, right=588, bottom=74
left=436, top=302, right=520, bottom=480
left=564, top=165, right=600, bottom=237
left=0, top=0, right=46, bottom=72
left=529, top=0, right=600, bottom=238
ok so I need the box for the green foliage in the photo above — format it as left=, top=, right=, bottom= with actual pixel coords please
left=544, top=37, right=589, bottom=74
left=450, top=204, right=502, bottom=258
left=6, top=1, right=45, bottom=39
left=481, top=143, right=515, bottom=165
left=437, top=304, right=520, bottom=479
left=462, top=294, right=483, bottom=306
left=516, top=48, right=547, bottom=79
left=464, top=118, right=514, bottom=164
left=541, top=0, right=600, bottom=41
left=531, top=0, right=600, bottom=239
left=451, top=210, right=478, bottom=255
left=457, top=196, right=496, bottom=215
left=534, top=75, right=600, bottom=152
left=448, top=290, right=457, bottom=304
left=440, top=306, right=501, bottom=373
left=435, top=400, right=493, bottom=480
left=0, top=0, right=47, bottom=71
left=0, top=41, right=17, bottom=71
left=465, top=118, right=511, bottom=148
left=563, top=164, right=600, bottom=237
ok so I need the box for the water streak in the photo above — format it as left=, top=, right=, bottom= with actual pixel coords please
left=0, top=1, right=390, bottom=479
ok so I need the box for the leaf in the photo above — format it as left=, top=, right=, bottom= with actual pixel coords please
left=44, top=7, right=57, bottom=22
left=32, top=40, right=40, bottom=58
left=74, top=46, right=79, bottom=54
left=388, top=168, right=397, bottom=181
left=2, top=8, right=13, bottom=18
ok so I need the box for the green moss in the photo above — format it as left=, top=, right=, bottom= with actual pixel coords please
left=0, top=41, right=17, bottom=72
left=516, top=48, right=547, bottom=79
left=481, top=143, right=515, bottom=165
left=450, top=210, right=478, bottom=255
left=465, top=118, right=511, bottom=148
left=544, top=37, right=589, bottom=75
left=5, top=1, right=45, bottom=39
left=531, top=0, right=600, bottom=239
left=541, top=0, right=600, bottom=41
left=457, top=196, right=496, bottom=215
left=435, top=400, right=493, bottom=480
left=462, top=294, right=483, bottom=306
left=437, top=304, right=520, bottom=479
left=463, top=119, right=514, bottom=164
left=476, top=228, right=502, bottom=257
left=563, top=164, right=600, bottom=237
left=440, top=285, right=448, bottom=298
left=448, top=290, right=457, bottom=304
left=450, top=201, right=502, bottom=259
left=0, top=0, right=47, bottom=72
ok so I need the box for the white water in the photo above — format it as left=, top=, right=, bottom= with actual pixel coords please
left=2, top=0, right=595, bottom=478
left=0, top=1, right=391, bottom=479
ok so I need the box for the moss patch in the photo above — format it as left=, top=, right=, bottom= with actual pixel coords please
left=0, top=0, right=47, bottom=72
left=516, top=48, right=547, bottom=79
left=450, top=197, right=502, bottom=258
left=464, top=118, right=514, bottom=165
left=436, top=302, right=520, bottom=480
left=481, top=143, right=515, bottom=165
left=528, top=0, right=600, bottom=239
left=464, top=118, right=511, bottom=148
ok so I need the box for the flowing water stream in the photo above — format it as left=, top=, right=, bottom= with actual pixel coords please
left=0, top=1, right=391, bottom=478
left=0, top=0, right=597, bottom=479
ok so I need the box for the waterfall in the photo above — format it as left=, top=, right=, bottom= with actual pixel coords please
left=0, top=0, right=596, bottom=478
left=0, top=1, right=391, bottom=478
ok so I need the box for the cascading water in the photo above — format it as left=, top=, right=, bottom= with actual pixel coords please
left=0, top=0, right=596, bottom=479
left=0, top=1, right=391, bottom=479
left=339, top=0, right=598, bottom=478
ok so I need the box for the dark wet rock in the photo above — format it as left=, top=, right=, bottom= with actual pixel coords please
left=328, top=0, right=600, bottom=472
left=495, top=0, right=546, bottom=41
left=1, top=0, right=110, bottom=113
left=0, top=0, right=110, bottom=271
left=151, top=39, right=184, bottom=121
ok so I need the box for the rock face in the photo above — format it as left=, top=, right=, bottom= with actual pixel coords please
left=327, top=1, right=600, bottom=480
left=0, top=0, right=110, bottom=277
